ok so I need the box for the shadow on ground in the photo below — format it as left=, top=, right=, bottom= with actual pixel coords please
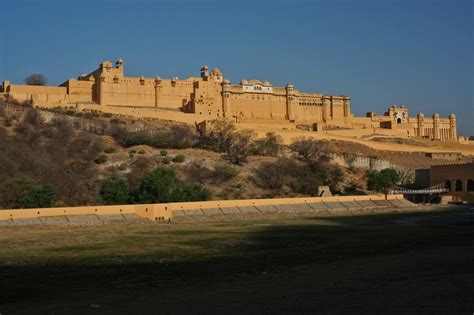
left=0, top=208, right=473, bottom=314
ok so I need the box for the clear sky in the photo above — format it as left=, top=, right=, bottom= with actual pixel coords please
left=1, top=0, right=473, bottom=135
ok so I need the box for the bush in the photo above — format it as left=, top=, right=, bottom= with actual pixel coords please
left=128, top=150, right=137, bottom=155
left=289, top=138, right=320, bottom=159
left=169, top=183, right=212, bottom=202
left=25, top=73, right=47, bottom=86
left=169, top=125, right=195, bottom=148
left=137, top=150, right=146, bottom=155
left=135, top=167, right=212, bottom=203
left=224, top=129, right=256, bottom=165
left=162, top=157, right=171, bottom=164
left=213, top=164, right=240, bottom=182
left=118, top=163, right=128, bottom=171
left=172, top=155, right=186, bottom=163
left=199, top=119, right=236, bottom=152
left=99, top=177, right=130, bottom=205
left=104, top=147, right=116, bottom=154
left=252, top=132, right=283, bottom=157
left=160, top=149, right=168, bottom=156
left=95, top=154, right=108, bottom=164
left=120, top=131, right=152, bottom=147
left=0, top=177, right=57, bottom=209
left=150, top=131, right=172, bottom=148
left=4, top=116, right=13, bottom=127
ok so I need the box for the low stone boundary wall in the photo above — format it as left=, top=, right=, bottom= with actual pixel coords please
left=0, top=195, right=413, bottom=226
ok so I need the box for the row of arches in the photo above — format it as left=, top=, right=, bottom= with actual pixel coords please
left=444, top=179, right=474, bottom=192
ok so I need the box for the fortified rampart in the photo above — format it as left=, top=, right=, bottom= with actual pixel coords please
left=0, top=194, right=411, bottom=225
left=0, top=58, right=459, bottom=142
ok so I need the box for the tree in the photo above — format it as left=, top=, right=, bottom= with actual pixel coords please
left=99, top=178, right=130, bottom=205
left=225, top=129, right=256, bottom=165
left=366, top=168, right=400, bottom=199
left=19, top=185, right=57, bottom=208
left=24, top=74, right=47, bottom=86
left=252, top=132, right=283, bottom=157
left=137, top=167, right=178, bottom=203
left=289, top=138, right=320, bottom=159
left=0, top=177, right=57, bottom=209
left=201, top=119, right=236, bottom=152
left=169, top=183, right=212, bottom=202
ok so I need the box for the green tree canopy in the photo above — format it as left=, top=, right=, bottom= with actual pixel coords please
left=366, top=168, right=400, bottom=198
left=99, top=178, right=130, bottom=205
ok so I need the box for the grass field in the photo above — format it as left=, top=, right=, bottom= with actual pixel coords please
left=0, top=206, right=473, bottom=314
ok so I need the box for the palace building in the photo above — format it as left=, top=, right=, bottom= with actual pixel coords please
left=0, top=59, right=458, bottom=141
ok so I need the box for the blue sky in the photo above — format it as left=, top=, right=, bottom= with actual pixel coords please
left=1, top=0, right=473, bottom=135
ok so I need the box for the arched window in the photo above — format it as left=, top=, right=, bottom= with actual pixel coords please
left=467, top=179, right=474, bottom=192
left=455, top=179, right=463, bottom=192
left=444, top=180, right=451, bottom=191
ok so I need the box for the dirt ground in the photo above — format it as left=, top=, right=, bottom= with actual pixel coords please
left=0, top=205, right=473, bottom=314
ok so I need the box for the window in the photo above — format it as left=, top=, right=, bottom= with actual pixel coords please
left=455, top=179, right=463, bottom=192
left=467, top=179, right=474, bottom=192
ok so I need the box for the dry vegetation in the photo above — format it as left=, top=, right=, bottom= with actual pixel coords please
left=0, top=104, right=415, bottom=209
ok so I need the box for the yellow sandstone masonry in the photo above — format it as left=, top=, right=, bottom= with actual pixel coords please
left=0, top=59, right=459, bottom=142
left=0, top=194, right=406, bottom=222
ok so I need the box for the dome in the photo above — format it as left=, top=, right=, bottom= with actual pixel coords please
left=240, top=79, right=248, bottom=85
left=223, top=79, right=230, bottom=84
left=433, top=113, right=440, bottom=118
left=449, top=113, right=456, bottom=119
left=115, top=58, right=124, bottom=65
left=201, top=65, right=208, bottom=71
left=417, top=112, right=424, bottom=118
left=262, top=80, right=271, bottom=86
left=211, top=68, right=223, bottom=76
left=286, top=83, right=294, bottom=88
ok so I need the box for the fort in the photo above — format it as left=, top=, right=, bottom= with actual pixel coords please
left=0, top=58, right=459, bottom=141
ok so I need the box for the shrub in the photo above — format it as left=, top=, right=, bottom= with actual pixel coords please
left=120, top=131, right=152, bottom=147
left=289, top=138, right=320, bottom=159
left=224, top=129, right=256, bottom=165
left=137, top=150, right=146, bottom=155
left=95, top=154, right=108, bottom=164
left=118, top=163, right=128, bottom=171
left=0, top=177, right=57, bottom=209
left=169, top=183, right=212, bottom=202
left=4, top=116, right=13, bottom=127
left=169, top=125, right=194, bottom=148
left=160, top=149, right=168, bottom=156
left=135, top=167, right=212, bottom=203
left=172, top=155, right=186, bottom=163
left=104, top=147, right=116, bottom=154
left=99, top=177, right=130, bottom=205
left=199, top=119, right=236, bottom=152
left=128, top=150, right=137, bottom=155
left=150, top=131, right=172, bottom=148
left=162, top=157, right=171, bottom=164
left=213, top=164, right=240, bottom=182
left=252, top=132, right=283, bottom=157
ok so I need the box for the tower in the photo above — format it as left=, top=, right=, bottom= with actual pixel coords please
left=343, top=96, right=351, bottom=117
left=200, top=66, right=209, bottom=81
left=286, top=83, right=296, bottom=121
left=449, top=113, right=457, bottom=140
left=222, top=79, right=231, bottom=117
left=417, top=112, right=425, bottom=137
left=98, top=73, right=108, bottom=105
left=154, top=76, right=161, bottom=108
left=433, top=113, right=440, bottom=140
left=322, top=95, right=331, bottom=122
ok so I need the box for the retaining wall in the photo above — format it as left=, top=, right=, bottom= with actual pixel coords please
left=0, top=195, right=410, bottom=225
